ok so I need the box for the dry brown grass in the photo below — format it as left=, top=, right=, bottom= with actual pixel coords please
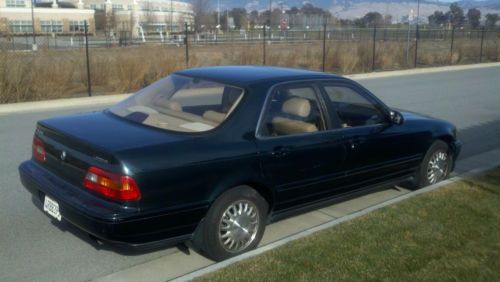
left=0, top=38, right=498, bottom=104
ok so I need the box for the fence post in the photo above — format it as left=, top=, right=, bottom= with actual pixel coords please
left=84, top=20, right=92, bottom=97
left=479, top=26, right=485, bottom=63
left=372, top=24, right=376, bottom=71
left=322, top=23, right=326, bottom=72
left=414, top=23, right=419, bottom=68
left=263, top=25, right=266, bottom=65
left=184, top=22, right=189, bottom=68
left=450, top=25, right=455, bottom=64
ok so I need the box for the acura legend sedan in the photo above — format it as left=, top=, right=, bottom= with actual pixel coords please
left=19, top=66, right=461, bottom=261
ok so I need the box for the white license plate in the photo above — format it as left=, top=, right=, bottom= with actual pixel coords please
left=43, top=195, right=62, bottom=221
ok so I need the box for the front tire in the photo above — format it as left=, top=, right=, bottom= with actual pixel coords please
left=412, top=140, right=452, bottom=189
left=194, top=186, right=268, bottom=261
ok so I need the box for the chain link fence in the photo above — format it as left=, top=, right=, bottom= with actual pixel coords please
left=1, top=23, right=499, bottom=103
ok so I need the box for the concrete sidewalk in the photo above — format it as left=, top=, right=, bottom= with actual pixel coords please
left=92, top=147, right=500, bottom=282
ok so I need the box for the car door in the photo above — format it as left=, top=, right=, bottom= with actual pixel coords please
left=255, top=82, right=348, bottom=212
left=319, top=81, right=420, bottom=192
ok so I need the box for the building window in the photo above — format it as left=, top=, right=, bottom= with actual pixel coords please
left=69, top=21, right=87, bottom=32
left=6, top=0, right=25, bottom=7
left=112, top=4, right=124, bottom=11
left=8, top=20, right=32, bottom=33
left=90, top=4, right=96, bottom=9
left=127, top=5, right=132, bottom=10
left=41, top=20, right=63, bottom=33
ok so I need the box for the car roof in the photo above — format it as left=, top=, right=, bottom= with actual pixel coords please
left=174, top=65, right=340, bottom=87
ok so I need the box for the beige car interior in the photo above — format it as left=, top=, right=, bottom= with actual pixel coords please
left=135, top=88, right=243, bottom=132
left=271, top=97, right=319, bottom=135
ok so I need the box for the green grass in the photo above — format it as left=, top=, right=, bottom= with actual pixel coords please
left=197, top=168, right=500, bottom=281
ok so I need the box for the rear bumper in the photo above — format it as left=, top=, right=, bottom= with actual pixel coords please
left=19, top=160, right=208, bottom=249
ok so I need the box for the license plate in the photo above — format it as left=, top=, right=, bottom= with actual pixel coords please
left=43, top=195, right=62, bottom=221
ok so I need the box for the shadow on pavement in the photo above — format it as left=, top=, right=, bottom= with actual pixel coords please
left=457, top=119, right=500, bottom=160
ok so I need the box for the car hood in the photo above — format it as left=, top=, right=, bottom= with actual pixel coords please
left=38, top=111, right=189, bottom=153
left=396, top=109, right=437, bottom=121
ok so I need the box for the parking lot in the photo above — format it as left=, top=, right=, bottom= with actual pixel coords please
left=1, top=65, right=500, bottom=281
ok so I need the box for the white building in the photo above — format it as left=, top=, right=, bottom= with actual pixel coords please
left=0, top=0, right=95, bottom=35
left=0, top=0, right=193, bottom=36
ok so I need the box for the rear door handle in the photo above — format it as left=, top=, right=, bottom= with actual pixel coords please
left=271, top=147, right=291, bottom=158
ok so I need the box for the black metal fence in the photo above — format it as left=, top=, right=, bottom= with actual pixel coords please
left=1, top=23, right=499, bottom=103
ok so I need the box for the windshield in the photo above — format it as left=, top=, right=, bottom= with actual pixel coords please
left=109, top=74, right=244, bottom=133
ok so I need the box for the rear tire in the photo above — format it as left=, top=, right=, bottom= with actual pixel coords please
left=410, top=140, right=452, bottom=189
left=193, top=186, right=268, bottom=261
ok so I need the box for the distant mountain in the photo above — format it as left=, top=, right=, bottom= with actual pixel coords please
left=188, top=0, right=500, bottom=23
left=188, top=0, right=500, bottom=11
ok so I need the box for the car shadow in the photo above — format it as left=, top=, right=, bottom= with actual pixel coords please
left=456, top=119, right=500, bottom=160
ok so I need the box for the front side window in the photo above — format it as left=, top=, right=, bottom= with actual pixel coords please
left=259, top=85, right=325, bottom=137
left=109, top=74, right=244, bottom=133
left=322, top=85, right=386, bottom=128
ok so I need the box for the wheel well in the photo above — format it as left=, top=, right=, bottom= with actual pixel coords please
left=437, top=135, right=455, bottom=155
left=238, top=182, right=274, bottom=214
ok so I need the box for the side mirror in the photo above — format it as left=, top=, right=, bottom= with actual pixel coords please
left=389, top=111, right=404, bottom=125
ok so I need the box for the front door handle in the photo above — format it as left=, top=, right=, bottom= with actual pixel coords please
left=271, top=147, right=291, bottom=158
left=349, top=136, right=367, bottom=149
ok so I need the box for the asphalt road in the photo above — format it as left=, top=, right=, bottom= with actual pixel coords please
left=1, top=66, right=499, bottom=282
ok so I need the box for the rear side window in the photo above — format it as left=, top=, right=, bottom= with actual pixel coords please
left=109, top=75, right=244, bottom=132
left=322, top=85, right=385, bottom=128
left=259, top=85, right=325, bottom=137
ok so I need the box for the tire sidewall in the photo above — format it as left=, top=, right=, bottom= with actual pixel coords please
left=198, top=186, right=268, bottom=261
left=418, top=140, right=452, bottom=188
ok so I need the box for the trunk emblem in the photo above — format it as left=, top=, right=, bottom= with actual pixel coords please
left=60, top=151, right=67, bottom=161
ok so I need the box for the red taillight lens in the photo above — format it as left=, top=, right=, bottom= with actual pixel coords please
left=32, top=136, right=46, bottom=162
left=83, top=166, right=141, bottom=201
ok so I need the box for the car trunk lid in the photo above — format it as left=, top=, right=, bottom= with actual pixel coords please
left=34, top=110, right=187, bottom=190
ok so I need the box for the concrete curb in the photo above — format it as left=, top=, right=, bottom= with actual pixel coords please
left=171, top=161, right=500, bottom=282
left=1, top=62, right=499, bottom=115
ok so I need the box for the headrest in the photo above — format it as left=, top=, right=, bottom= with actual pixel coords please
left=282, top=97, right=311, bottom=118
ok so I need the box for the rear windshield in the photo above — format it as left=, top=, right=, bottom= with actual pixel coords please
left=109, top=74, right=244, bottom=132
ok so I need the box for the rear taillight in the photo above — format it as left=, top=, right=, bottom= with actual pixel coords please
left=83, top=166, right=141, bottom=201
left=32, top=136, right=46, bottom=162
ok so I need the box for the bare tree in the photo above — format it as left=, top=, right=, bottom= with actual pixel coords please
left=192, top=0, right=211, bottom=31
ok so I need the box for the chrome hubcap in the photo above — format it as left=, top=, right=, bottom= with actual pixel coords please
left=218, top=200, right=259, bottom=253
left=427, top=150, right=448, bottom=184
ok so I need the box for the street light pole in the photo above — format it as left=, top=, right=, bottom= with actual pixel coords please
left=30, top=0, right=37, bottom=50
